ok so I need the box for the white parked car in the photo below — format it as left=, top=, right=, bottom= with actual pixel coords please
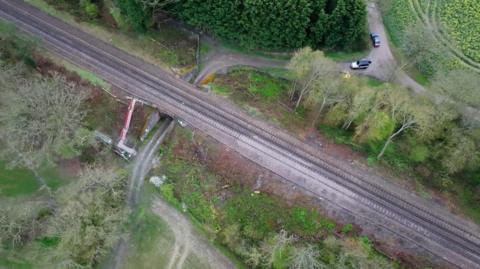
left=350, top=59, right=372, bottom=69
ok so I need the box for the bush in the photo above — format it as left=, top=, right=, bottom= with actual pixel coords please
left=409, top=144, right=430, bottom=163
left=341, top=224, right=354, bottom=234
left=286, top=208, right=321, bottom=237
left=160, top=183, right=179, bottom=207
left=183, top=191, right=215, bottom=224
left=224, top=192, right=286, bottom=241
left=83, top=1, right=99, bottom=20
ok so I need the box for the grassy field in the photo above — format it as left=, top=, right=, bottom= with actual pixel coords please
left=0, top=161, right=38, bottom=197
left=382, top=0, right=480, bottom=75
left=0, top=161, right=70, bottom=197
left=439, top=0, right=480, bottom=63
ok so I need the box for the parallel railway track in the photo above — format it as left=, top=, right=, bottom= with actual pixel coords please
left=1, top=0, right=479, bottom=267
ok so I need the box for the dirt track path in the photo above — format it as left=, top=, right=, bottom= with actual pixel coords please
left=109, top=119, right=174, bottom=269
left=152, top=198, right=237, bottom=269
left=194, top=36, right=287, bottom=84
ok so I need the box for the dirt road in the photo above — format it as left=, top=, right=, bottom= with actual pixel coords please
left=109, top=119, right=174, bottom=269
left=194, top=35, right=287, bottom=84
left=152, top=198, right=237, bottom=269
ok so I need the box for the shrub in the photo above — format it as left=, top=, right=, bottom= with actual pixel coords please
left=80, top=0, right=99, bottom=19
left=160, top=183, right=179, bottom=207
left=409, top=144, right=430, bottom=163
left=341, top=224, right=354, bottom=234
left=224, top=192, right=286, bottom=241
left=286, top=208, right=321, bottom=237
left=183, top=191, right=215, bottom=224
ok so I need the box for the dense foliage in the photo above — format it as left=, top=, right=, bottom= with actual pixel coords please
left=174, top=0, right=367, bottom=50
left=212, top=52, right=480, bottom=222
left=40, top=0, right=368, bottom=50
left=288, top=48, right=480, bottom=183
left=116, top=0, right=152, bottom=32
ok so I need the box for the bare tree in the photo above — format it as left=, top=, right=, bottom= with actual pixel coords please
left=306, top=77, right=345, bottom=127
left=48, top=166, right=128, bottom=268
left=342, top=87, right=376, bottom=129
left=401, top=22, right=445, bottom=77
left=432, top=69, right=480, bottom=109
left=260, top=230, right=295, bottom=268
left=290, top=244, right=326, bottom=269
left=0, top=69, right=88, bottom=171
left=0, top=201, right=40, bottom=248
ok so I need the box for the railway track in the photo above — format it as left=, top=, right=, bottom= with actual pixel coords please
left=1, top=0, right=480, bottom=267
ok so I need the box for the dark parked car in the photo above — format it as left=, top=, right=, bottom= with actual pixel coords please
left=370, top=32, right=380, bottom=47
left=350, top=59, right=372, bottom=69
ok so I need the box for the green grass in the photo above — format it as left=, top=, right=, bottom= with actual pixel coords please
left=405, top=64, right=431, bottom=86
left=0, top=256, right=32, bottom=269
left=325, top=49, right=369, bottom=62
left=39, top=165, right=68, bottom=190
left=200, top=42, right=211, bottom=57
left=158, top=127, right=400, bottom=268
left=364, top=76, right=384, bottom=88
left=382, top=0, right=417, bottom=47
left=260, top=67, right=293, bottom=80
left=122, top=182, right=213, bottom=269
left=318, top=124, right=355, bottom=146
left=0, top=161, right=39, bottom=197
left=211, top=84, right=232, bottom=96
left=70, top=64, right=110, bottom=89
left=247, top=72, right=285, bottom=101
left=0, top=160, right=71, bottom=197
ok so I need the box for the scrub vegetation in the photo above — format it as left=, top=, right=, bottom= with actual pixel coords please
left=210, top=48, right=480, bottom=224
left=156, top=127, right=400, bottom=269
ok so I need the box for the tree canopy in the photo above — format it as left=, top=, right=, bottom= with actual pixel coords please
left=0, top=64, right=87, bottom=170
left=171, top=0, right=367, bottom=50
